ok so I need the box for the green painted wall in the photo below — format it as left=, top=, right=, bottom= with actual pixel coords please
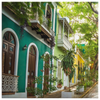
left=55, top=6, right=57, bottom=36
left=52, top=8, right=54, bottom=30
left=2, top=14, right=51, bottom=92
left=53, top=14, right=65, bottom=86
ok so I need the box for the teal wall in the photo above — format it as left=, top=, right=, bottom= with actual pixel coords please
left=2, top=14, right=51, bottom=92
left=55, top=6, right=57, bottom=36
left=52, top=8, right=54, bottom=30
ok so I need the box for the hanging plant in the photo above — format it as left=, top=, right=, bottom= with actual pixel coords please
left=47, top=19, right=52, bottom=30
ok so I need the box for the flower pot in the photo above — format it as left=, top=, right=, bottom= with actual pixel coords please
left=76, top=86, right=84, bottom=92
left=61, top=91, right=74, bottom=98
left=57, top=84, right=62, bottom=88
left=77, top=80, right=81, bottom=83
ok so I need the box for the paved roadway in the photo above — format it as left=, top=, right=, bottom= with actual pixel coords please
left=83, top=84, right=98, bottom=98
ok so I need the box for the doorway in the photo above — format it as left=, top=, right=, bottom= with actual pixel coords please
left=27, top=45, right=36, bottom=96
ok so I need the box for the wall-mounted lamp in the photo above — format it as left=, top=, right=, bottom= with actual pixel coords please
left=22, top=45, right=27, bottom=50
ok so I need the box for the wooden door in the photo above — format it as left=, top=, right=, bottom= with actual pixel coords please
left=27, top=45, right=36, bottom=96
left=44, top=54, right=49, bottom=93
left=2, top=32, right=15, bottom=75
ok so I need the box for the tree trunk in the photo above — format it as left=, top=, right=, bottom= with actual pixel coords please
left=68, top=75, right=70, bottom=92
left=94, top=53, right=98, bottom=70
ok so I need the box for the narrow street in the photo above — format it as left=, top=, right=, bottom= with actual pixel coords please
left=2, top=2, right=98, bottom=98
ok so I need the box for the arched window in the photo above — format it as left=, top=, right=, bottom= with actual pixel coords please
left=46, top=5, right=51, bottom=21
left=2, top=31, right=16, bottom=75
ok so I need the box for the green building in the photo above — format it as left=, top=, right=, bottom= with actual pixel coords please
left=53, top=13, right=73, bottom=90
left=2, top=2, right=57, bottom=98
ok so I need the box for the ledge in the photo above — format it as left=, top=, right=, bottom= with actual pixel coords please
left=2, top=92, right=15, bottom=95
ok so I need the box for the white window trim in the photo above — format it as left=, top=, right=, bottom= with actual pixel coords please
left=42, top=51, right=51, bottom=91
left=2, top=28, right=19, bottom=76
left=56, top=60, right=62, bottom=88
left=45, top=3, right=52, bottom=23
left=53, top=7, right=56, bottom=32
left=25, top=43, right=39, bottom=93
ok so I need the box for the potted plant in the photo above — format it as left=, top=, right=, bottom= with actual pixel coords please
left=57, top=79, right=63, bottom=88
left=60, top=50, right=76, bottom=98
left=76, top=73, right=85, bottom=92
left=76, top=65, right=86, bottom=93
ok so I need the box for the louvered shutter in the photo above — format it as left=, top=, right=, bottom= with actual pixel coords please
left=57, top=61, right=61, bottom=79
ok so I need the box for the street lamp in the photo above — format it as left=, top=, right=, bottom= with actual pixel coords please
left=88, top=0, right=100, bottom=15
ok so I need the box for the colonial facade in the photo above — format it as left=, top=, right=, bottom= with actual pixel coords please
left=53, top=13, right=73, bottom=90
left=71, top=46, right=85, bottom=85
left=2, top=2, right=57, bottom=98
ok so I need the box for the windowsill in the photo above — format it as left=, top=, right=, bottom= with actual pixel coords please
left=2, top=92, right=15, bottom=95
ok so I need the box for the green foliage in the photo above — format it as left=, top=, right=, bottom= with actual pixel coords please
left=78, top=42, right=98, bottom=65
left=3, top=2, right=61, bottom=40
left=60, top=49, right=76, bottom=91
left=77, top=65, right=94, bottom=92
left=58, top=79, right=63, bottom=85
left=3, top=2, right=62, bottom=27
left=58, top=2, right=98, bottom=68
left=26, top=54, right=59, bottom=97
left=47, top=19, right=52, bottom=30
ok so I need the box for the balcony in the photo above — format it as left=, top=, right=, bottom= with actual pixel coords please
left=57, top=35, right=72, bottom=50
left=4, top=5, right=55, bottom=45
left=2, top=73, right=19, bottom=94
left=30, top=13, right=55, bottom=44
left=57, top=16, right=73, bottom=50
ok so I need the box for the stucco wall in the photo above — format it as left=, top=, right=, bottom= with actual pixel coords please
left=2, top=14, right=51, bottom=92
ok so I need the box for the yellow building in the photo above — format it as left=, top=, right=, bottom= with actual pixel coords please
left=71, top=48, right=85, bottom=84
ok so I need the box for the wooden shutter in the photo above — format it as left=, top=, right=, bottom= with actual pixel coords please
left=57, top=61, right=61, bottom=79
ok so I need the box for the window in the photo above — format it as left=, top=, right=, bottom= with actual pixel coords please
left=2, top=31, right=15, bottom=75
left=46, top=5, right=51, bottom=21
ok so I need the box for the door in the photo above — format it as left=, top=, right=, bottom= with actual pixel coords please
left=44, top=54, right=49, bottom=93
left=27, top=45, right=36, bottom=96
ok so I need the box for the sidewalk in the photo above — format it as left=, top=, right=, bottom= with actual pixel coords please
left=44, top=82, right=97, bottom=100
left=44, top=84, right=78, bottom=98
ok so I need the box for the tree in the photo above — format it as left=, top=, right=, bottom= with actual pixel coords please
left=78, top=42, right=98, bottom=67
left=58, top=2, right=98, bottom=70
left=60, top=50, right=76, bottom=91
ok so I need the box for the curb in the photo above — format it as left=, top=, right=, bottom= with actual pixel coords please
left=79, top=82, right=98, bottom=100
